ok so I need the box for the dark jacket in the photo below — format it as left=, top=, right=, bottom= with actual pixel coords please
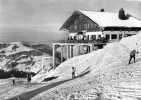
left=130, top=50, right=137, bottom=57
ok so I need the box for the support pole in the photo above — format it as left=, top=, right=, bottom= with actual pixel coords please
left=71, top=45, right=73, bottom=58
left=69, top=45, right=72, bottom=58
left=122, top=32, right=125, bottom=38
left=66, top=45, right=69, bottom=59
left=93, top=44, right=96, bottom=50
left=109, top=34, right=112, bottom=41
left=70, top=45, right=74, bottom=58
left=87, top=45, right=90, bottom=53
left=117, top=34, right=119, bottom=40
left=89, top=46, right=91, bottom=53
left=78, top=45, right=80, bottom=55
left=61, top=45, right=63, bottom=63
left=90, top=44, right=93, bottom=52
left=52, top=44, right=55, bottom=69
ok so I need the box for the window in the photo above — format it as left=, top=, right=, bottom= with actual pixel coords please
left=126, top=34, right=132, bottom=36
left=111, top=34, right=117, bottom=39
left=84, top=35, right=89, bottom=40
left=106, top=34, right=110, bottom=40
left=92, top=35, right=96, bottom=40
left=87, top=35, right=90, bottom=40
left=89, top=35, right=93, bottom=40
left=71, top=36, right=74, bottom=40
left=119, top=34, right=122, bottom=39
left=98, top=35, right=101, bottom=39
left=74, top=36, right=77, bottom=40
left=68, top=36, right=71, bottom=40
left=78, top=35, right=83, bottom=40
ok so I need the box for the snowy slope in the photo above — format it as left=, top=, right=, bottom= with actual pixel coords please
left=32, top=32, right=141, bottom=100
left=36, top=32, right=141, bottom=81
left=33, top=42, right=130, bottom=82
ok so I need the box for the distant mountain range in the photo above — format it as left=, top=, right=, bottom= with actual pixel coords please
left=0, top=41, right=60, bottom=74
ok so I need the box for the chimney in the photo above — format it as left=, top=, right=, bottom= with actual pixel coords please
left=100, top=9, right=105, bottom=12
left=118, top=8, right=128, bottom=20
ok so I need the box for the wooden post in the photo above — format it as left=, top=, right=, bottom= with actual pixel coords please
left=117, top=34, right=119, bottom=40
left=69, top=45, right=71, bottom=58
left=96, top=35, right=98, bottom=40
left=66, top=45, right=69, bottom=59
left=90, top=44, right=93, bottom=52
left=109, top=34, right=112, bottom=40
left=87, top=45, right=90, bottom=53
left=122, top=31, right=125, bottom=38
left=69, top=45, right=74, bottom=58
left=93, top=44, right=96, bottom=50
left=89, top=45, right=91, bottom=52
left=61, top=45, right=63, bottom=63
left=52, top=44, right=55, bottom=69
left=78, top=45, right=81, bottom=55
left=71, top=45, right=73, bottom=58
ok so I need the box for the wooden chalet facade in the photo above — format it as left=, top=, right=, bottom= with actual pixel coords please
left=52, top=9, right=141, bottom=68
left=60, top=10, right=141, bottom=41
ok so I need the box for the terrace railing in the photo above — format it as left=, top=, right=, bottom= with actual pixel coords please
left=55, top=39, right=108, bottom=44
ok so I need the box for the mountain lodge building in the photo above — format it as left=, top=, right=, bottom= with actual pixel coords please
left=52, top=9, right=141, bottom=68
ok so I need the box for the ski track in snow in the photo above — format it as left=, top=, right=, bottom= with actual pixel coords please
left=2, top=33, right=141, bottom=100
left=31, top=32, right=141, bottom=100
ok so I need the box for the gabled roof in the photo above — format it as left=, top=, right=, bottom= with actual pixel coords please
left=61, top=10, right=141, bottom=30
left=79, top=10, right=141, bottom=28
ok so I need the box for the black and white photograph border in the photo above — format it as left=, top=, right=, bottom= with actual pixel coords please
left=0, top=0, right=141, bottom=100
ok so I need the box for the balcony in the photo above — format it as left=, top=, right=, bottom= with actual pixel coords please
left=55, top=38, right=108, bottom=44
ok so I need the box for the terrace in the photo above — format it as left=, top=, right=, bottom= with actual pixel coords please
left=55, top=39, right=107, bottom=44
left=52, top=37, right=108, bottom=69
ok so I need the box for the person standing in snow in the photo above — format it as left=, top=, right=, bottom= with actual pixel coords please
left=11, top=74, right=15, bottom=86
left=27, top=73, right=31, bottom=82
left=12, top=78, right=15, bottom=86
left=128, top=49, right=138, bottom=64
left=72, top=67, right=76, bottom=79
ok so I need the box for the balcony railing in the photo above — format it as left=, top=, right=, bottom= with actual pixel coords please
left=55, top=39, right=108, bottom=44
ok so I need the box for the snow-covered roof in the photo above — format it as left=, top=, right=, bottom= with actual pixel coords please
left=79, top=10, right=141, bottom=28
left=61, top=10, right=141, bottom=31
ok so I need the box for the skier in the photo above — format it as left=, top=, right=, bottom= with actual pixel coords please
left=72, top=67, right=76, bottom=79
left=12, top=78, right=15, bottom=86
left=27, top=73, right=31, bottom=82
left=11, top=74, right=15, bottom=86
left=128, top=49, right=138, bottom=64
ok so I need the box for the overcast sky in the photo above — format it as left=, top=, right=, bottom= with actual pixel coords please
left=0, top=0, right=141, bottom=43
